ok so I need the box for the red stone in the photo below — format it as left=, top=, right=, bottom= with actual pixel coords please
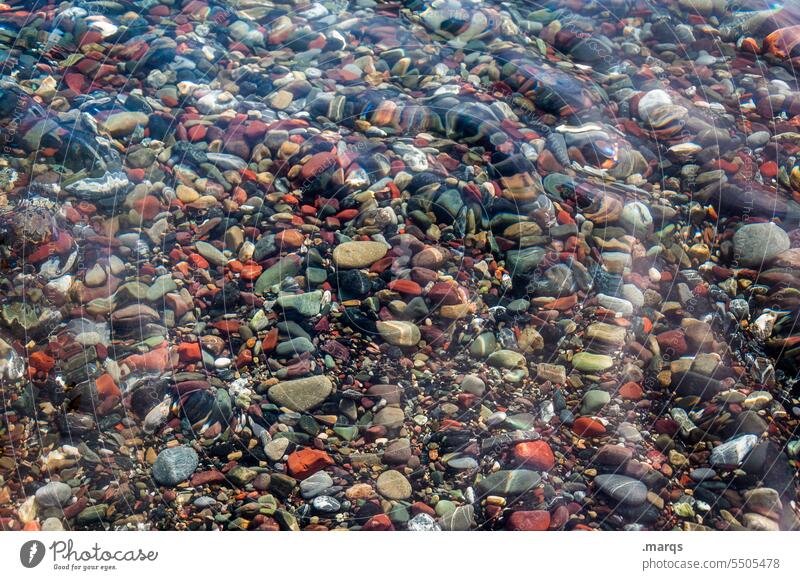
left=122, top=345, right=169, bottom=373
left=572, top=417, right=606, bottom=437
left=655, top=329, right=688, bottom=356
left=760, top=161, right=778, bottom=178
left=133, top=195, right=163, bottom=220
left=244, top=120, right=269, bottom=142
left=362, top=514, right=395, bottom=531
left=387, top=279, right=422, bottom=295
left=186, top=124, right=207, bottom=142
left=513, top=441, right=555, bottom=471
left=276, top=229, right=304, bottom=248
left=506, top=510, right=551, bottom=531
left=619, top=381, right=643, bottom=400
left=300, top=151, right=337, bottom=181
left=426, top=282, right=464, bottom=305
left=240, top=263, right=263, bottom=281
left=29, top=351, right=55, bottom=373
left=177, top=342, right=202, bottom=362
left=286, top=449, right=334, bottom=479
left=94, top=373, right=121, bottom=399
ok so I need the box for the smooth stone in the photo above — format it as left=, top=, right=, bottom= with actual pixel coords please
left=441, top=505, right=475, bottom=531
left=476, top=470, right=541, bottom=497
left=581, top=390, right=611, bottom=414
left=268, top=375, right=333, bottom=412
left=275, top=337, right=316, bottom=356
left=505, top=413, right=536, bottom=430
left=332, top=241, right=388, bottom=269
left=312, top=495, right=341, bottom=513
left=84, top=264, right=107, bottom=287
left=104, top=111, right=149, bottom=137
left=195, top=241, right=227, bottom=266
left=254, top=255, right=302, bottom=294
left=228, top=466, right=257, bottom=486
left=594, top=474, right=648, bottom=506
left=383, top=438, right=412, bottom=464
left=505, top=247, right=547, bottom=279
left=747, top=131, right=770, bottom=148
left=733, top=222, right=790, bottom=268
left=300, top=471, right=334, bottom=499
left=376, top=470, right=412, bottom=500
left=621, top=202, right=653, bottom=234
left=461, top=374, right=485, bottom=395
left=276, top=291, right=322, bottom=317
left=407, top=513, right=441, bottom=531
left=35, top=481, right=72, bottom=508
left=486, top=349, right=526, bottom=369
left=596, top=294, right=633, bottom=316
left=377, top=320, right=421, bottom=347
left=469, top=332, right=496, bottom=357
left=152, top=446, right=199, bottom=486
left=689, top=468, right=717, bottom=481
left=374, top=406, right=405, bottom=429
left=572, top=352, right=614, bottom=372
left=265, top=438, right=290, bottom=461
left=337, top=269, right=372, bottom=298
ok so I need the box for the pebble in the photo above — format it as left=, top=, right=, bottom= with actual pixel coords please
left=35, top=481, right=72, bottom=508
left=152, top=447, right=199, bottom=487
left=594, top=475, right=648, bottom=506
left=733, top=222, right=790, bottom=267
left=376, top=470, right=412, bottom=500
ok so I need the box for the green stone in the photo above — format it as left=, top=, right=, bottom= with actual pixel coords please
left=505, top=413, right=536, bottom=430
left=275, top=290, right=323, bottom=317
left=469, top=332, right=496, bottom=357
left=580, top=390, right=611, bottom=415
left=254, top=254, right=303, bottom=294
left=435, top=500, right=457, bottom=517
left=228, top=466, right=257, bottom=486
left=487, top=349, right=526, bottom=368
left=333, top=426, right=358, bottom=441
left=476, top=470, right=541, bottom=497
left=572, top=352, right=614, bottom=372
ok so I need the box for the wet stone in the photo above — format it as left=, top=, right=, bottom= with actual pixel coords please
left=594, top=474, right=648, bottom=506
left=152, top=447, right=199, bottom=487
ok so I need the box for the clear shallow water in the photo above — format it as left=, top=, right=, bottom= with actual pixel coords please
left=0, top=0, right=799, bottom=531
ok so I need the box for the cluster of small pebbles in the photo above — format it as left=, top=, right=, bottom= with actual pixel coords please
left=2, top=0, right=800, bottom=531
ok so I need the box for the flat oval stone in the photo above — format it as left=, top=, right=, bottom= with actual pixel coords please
left=594, top=474, right=647, bottom=506
left=476, top=469, right=541, bottom=497
left=195, top=241, right=227, bottom=266
left=376, top=469, right=412, bottom=500
left=268, top=375, right=333, bottom=412
left=35, top=481, right=72, bottom=507
left=332, top=241, right=388, bottom=269
left=376, top=320, right=420, bottom=347
left=572, top=352, right=614, bottom=372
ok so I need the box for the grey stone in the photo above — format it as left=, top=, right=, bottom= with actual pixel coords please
left=594, top=474, right=648, bottom=506
left=710, top=434, right=758, bottom=468
left=35, top=481, right=72, bottom=508
left=376, top=470, right=412, bottom=500
left=733, top=222, right=789, bottom=268
left=152, top=446, right=199, bottom=486
left=268, top=375, right=333, bottom=412
left=476, top=469, right=541, bottom=497
left=301, top=471, right=334, bottom=499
